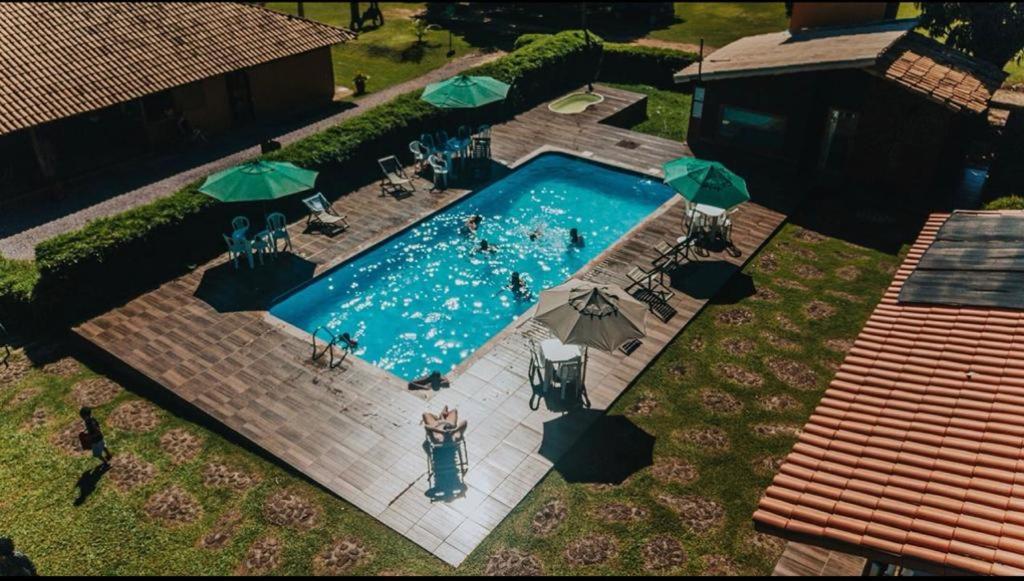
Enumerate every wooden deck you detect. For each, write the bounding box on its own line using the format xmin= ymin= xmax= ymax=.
xmin=772 ymin=542 xmax=868 ymax=576
xmin=75 ymin=86 xmax=793 ymax=567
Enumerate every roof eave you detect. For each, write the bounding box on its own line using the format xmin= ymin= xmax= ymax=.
xmin=674 ymin=58 xmax=878 ymax=83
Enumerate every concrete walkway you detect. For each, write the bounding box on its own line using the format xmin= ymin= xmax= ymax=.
xmin=0 ymin=50 xmax=504 ymax=260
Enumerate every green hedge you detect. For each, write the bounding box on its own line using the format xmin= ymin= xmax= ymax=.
xmin=600 ymin=43 xmax=697 ymax=88
xmin=984 ymin=195 xmax=1024 ymax=210
xmin=3 ymin=31 xmax=601 ymax=333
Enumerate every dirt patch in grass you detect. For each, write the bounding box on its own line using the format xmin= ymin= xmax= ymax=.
xmin=655 ymin=493 xmax=725 ymax=535
xmin=40 ymin=357 xmax=81 ymax=378
xmin=792 ymin=264 xmax=825 ymax=280
xmin=826 ymin=289 xmax=863 ymax=302
xmin=835 ymin=265 xmax=861 ymax=281
xmin=198 ymin=510 xmax=243 ymax=550
xmin=687 ymin=336 xmax=707 ymax=352
xmin=70 ymin=377 xmax=123 ymax=407
xmin=760 ymin=332 xmax=799 ymax=351
xmin=626 ymin=393 xmax=659 ymax=417
xmin=484 ymin=548 xmax=543 ymax=576
xmin=593 ymin=502 xmax=648 ymax=524
xmin=0 ymin=355 xmax=30 ymax=387
xmin=313 ymin=538 xmax=371 ymax=575
xmin=750 ymin=531 xmax=787 ymax=559
xmin=5 ymin=387 xmax=40 ymax=409
xmin=642 ymin=535 xmax=687 ymax=572
xmin=756 ymin=394 xmax=802 ymax=412
xmin=530 ymin=498 xmax=568 ymax=537
xmin=804 ymin=300 xmax=837 ymax=320
xmin=666 ymin=360 xmax=689 ymax=380
xmin=564 ymin=534 xmax=617 ymax=567
xmin=700 ymin=389 xmax=743 ymax=414
xmin=108 ymin=400 xmax=161 ymax=433
xmin=651 ymin=457 xmax=699 ymax=485
xmin=109 ymin=452 xmax=157 ymax=492
xmin=752 ymin=423 xmax=802 ymax=439
xmin=752 ymin=455 xmax=786 ymax=476
xmin=144 ymin=485 xmax=202 ymax=527
xmin=774 ymin=278 xmax=809 ymax=292
xmin=756 ymin=251 xmax=779 ymax=272
xmin=773 ymin=315 xmax=802 ymax=333
xmin=263 ymin=488 xmax=320 ymax=530
xmin=793 ymin=227 xmax=827 ymax=243
xmin=824 ymin=338 xmax=855 ymax=353
xmin=752 ymin=286 xmax=781 ymax=302
xmin=675 ymin=427 xmax=730 ymax=453
xmin=238 ymin=537 xmax=283 ymax=576
xmin=21 ymin=407 xmax=50 ymax=431
xmin=716 ymin=364 xmax=764 ymax=388
xmin=160 ymin=428 xmax=204 ymax=465
xmin=786 ymin=245 xmax=818 ymax=262
xmin=764 ymin=357 xmax=819 ymax=390
xmin=701 ymin=554 xmax=739 ymax=576
xmin=716 ymin=308 xmax=754 ymax=326
xmin=720 ymin=337 xmax=755 ymax=356
xmin=51 ymin=422 xmax=88 ymax=456
xmin=202 ymin=461 xmax=261 ymax=492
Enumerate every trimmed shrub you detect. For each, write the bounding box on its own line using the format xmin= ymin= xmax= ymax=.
xmin=600 ymin=43 xmax=697 ymax=88
xmin=984 ymin=195 xmax=1024 ymax=210
xmin=0 ymin=257 xmax=40 ymax=329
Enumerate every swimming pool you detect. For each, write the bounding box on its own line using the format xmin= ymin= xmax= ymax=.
xmin=270 ymin=153 xmax=675 ymax=380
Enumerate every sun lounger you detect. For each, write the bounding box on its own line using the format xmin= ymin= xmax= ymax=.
xmin=378 ymin=155 xmax=416 ymax=197
xmin=302 ymin=192 xmax=350 ymax=235
xmin=652 ymin=235 xmax=698 ymax=269
xmin=626 ymin=266 xmax=674 ymax=301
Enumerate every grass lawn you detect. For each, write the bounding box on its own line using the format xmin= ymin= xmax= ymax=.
xmin=1 ymin=222 xmax=903 ymax=575
xmin=647 ymin=2 xmax=789 ymax=48
xmin=605 ymin=83 xmax=692 ymax=142
xmin=266 ymin=2 xmax=481 ymax=99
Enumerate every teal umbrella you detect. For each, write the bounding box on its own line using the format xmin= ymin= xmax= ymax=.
xmin=420 ymin=74 xmax=510 ymax=109
xmin=662 ymin=158 xmax=750 ymax=210
xmin=199 ymin=161 xmax=318 ymax=203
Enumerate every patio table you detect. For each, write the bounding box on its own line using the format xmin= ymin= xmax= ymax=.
xmin=540 ymin=338 xmax=582 ymax=399
xmin=689 ymin=204 xmax=728 ymax=241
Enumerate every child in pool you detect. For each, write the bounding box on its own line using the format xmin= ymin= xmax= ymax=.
xmin=569 ymin=227 xmax=585 ymax=247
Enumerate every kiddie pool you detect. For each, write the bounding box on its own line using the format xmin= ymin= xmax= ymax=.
xmin=548 ymin=91 xmax=604 ymax=114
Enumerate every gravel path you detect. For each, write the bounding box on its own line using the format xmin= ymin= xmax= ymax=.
xmin=0 ymin=50 xmax=505 ymax=260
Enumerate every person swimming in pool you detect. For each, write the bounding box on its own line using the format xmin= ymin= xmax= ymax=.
xmin=569 ymin=227 xmax=585 ymax=248
xmin=527 ymin=224 xmax=545 ymax=241
xmin=509 ymin=271 xmax=532 ymax=299
xmin=476 ymin=239 xmax=497 ymax=253
xmin=464 ymin=214 xmax=482 ymax=235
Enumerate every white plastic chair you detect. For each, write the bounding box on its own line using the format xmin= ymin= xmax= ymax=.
xmin=409 ymin=140 xmax=429 ymax=171
xmin=420 ymin=133 xmax=437 ymax=154
xmin=265 ymin=212 xmax=291 ymax=252
xmin=476 ymin=124 xmax=491 ymax=139
xmin=223 ymin=234 xmax=254 ymax=269
xmin=250 ymin=230 xmax=273 ymax=264
xmin=428 ymin=154 xmax=449 ymax=190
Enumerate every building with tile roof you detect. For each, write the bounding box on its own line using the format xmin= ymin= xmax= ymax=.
xmin=674 ymin=2 xmax=1007 ymax=210
xmin=754 ymin=211 xmax=1024 ymax=575
xmin=0 ymin=2 xmax=354 ymax=203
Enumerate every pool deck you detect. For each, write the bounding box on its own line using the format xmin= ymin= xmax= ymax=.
xmin=75 ymin=85 xmax=793 ymax=567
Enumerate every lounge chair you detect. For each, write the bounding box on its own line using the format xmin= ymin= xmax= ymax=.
xmin=378 ymin=155 xmax=416 ymax=197
xmin=422 ymin=407 xmax=468 ymax=479
xmin=265 ymin=212 xmax=291 ymax=253
xmin=302 ymin=192 xmax=350 ymax=235
xmin=652 ymin=235 xmax=698 ymax=269
xmin=626 ymin=265 xmax=675 ymax=301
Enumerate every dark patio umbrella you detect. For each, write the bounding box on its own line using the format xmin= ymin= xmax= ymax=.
xmin=538 ymin=411 xmax=655 ymax=485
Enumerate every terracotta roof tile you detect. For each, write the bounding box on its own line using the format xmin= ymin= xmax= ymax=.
xmin=755 ymin=211 xmax=1024 ymax=575
xmin=0 ymin=2 xmax=354 ymax=136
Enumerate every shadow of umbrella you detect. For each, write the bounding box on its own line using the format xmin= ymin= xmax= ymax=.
xmin=538 ymin=411 xmax=655 ymax=485
xmin=193 ymin=253 xmax=317 ymax=313
xmin=666 ymin=260 xmax=742 ymax=301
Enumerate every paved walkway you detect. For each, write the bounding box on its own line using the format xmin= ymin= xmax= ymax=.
xmin=0 ymin=50 xmax=504 ymax=260
xmin=76 ymin=86 xmax=793 ymax=566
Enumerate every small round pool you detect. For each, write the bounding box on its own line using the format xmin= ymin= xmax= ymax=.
xmin=548 ymin=92 xmax=604 ymax=114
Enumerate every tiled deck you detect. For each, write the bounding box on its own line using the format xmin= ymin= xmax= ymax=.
xmin=75 ymin=86 xmax=792 ymax=566
xmin=772 ymin=542 xmax=867 ymax=576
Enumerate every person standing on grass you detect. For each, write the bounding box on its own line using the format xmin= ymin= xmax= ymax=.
xmin=80 ymin=407 xmax=112 ymax=467
xmin=0 ymin=537 xmax=38 ymax=576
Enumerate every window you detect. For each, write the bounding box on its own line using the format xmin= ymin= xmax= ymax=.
xmin=717 ymin=106 xmax=786 ymax=152
xmin=692 ymin=86 xmax=705 ymax=119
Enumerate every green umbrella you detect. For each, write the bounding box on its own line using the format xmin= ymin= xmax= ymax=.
xmin=420 ymin=74 xmax=510 ymax=109
xmin=662 ymin=158 xmax=750 ymax=210
xmin=199 ymin=161 xmax=318 ymax=203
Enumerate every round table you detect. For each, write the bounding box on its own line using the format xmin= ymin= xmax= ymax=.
xmin=540 ymin=339 xmax=582 ymax=400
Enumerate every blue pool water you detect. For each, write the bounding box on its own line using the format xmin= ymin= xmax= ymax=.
xmin=270 ymin=153 xmax=675 ymax=380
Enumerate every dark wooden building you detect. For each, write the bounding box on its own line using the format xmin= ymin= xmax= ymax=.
xmin=674 ymin=4 xmax=1006 ymax=209
xmin=0 ymin=2 xmax=355 ymax=206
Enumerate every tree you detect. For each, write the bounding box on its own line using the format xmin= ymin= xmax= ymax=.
xmin=916 ymin=2 xmax=1024 ymax=68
